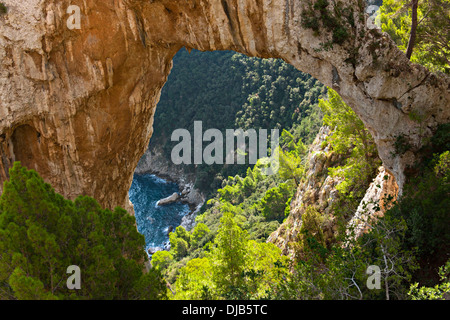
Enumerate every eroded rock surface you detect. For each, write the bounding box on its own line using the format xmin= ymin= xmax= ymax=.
xmin=268 ymin=127 xmax=342 ymax=255
xmin=347 ymin=166 xmax=398 ymax=239
xmin=267 ymin=128 xmax=399 ymax=256
xmin=1 ymin=0 xmax=449 ymax=213
xmin=156 ymin=192 xmax=179 ymax=206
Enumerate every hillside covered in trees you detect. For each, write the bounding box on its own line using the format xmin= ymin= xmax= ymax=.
xmin=151 ymin=89 xmax=449 ymax=300
xmin=150 ymin=49 xmax=326 ymax=193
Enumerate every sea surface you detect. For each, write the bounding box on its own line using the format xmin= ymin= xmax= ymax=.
xmin=129 ymin=173 xmax=190 ymax=254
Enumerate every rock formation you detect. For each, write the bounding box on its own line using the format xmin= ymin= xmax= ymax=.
xmin=268 ymin=126 xmax=342 ymax=255
xmin=1 ymin=0 xmax=449 ymax=213
xmin=347 ymin=166 xmax=398 ymax=239
xmin=135 ymin=145 xmax=205 ymax=209
xmin=156 ymin=192 xmax=179 ymax=206
xmin=267 ymin=127 xmax=399 ymax=256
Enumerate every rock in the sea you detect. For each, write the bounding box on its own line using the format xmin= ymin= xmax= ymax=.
xmin=148 ymin=247 xmax=164 ymax=255
xmin=156 ymin=193 xmax=179 ymax=206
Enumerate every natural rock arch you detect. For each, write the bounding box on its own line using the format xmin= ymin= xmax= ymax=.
xmin=0 ymin=0 xmax=449 ymax=211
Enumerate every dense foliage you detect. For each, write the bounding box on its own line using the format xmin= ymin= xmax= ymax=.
xmin=319 ymin=89 xmax=381 ymax=218
xmin=380 ymin=0 xmax=450 ymax=74
xmin=149 ymin=127 xmax=307 ymax=294
xmin=172 ymin=212 xmax=289 ymax=300
xmin=2 ymin=84 xmax=448 ymax=300
xmin=151 ymin=49 xmax=326 ymax=193
xmin=385 ymin=147 xmax=450 ymax=286
xmin=2 ymin=3 xmax=449 ymax=300
xmin=0 ymin=163 xmax=167 ymax=300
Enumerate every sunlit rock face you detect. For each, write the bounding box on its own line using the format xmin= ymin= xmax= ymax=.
xmin=347 ymin=166 xmax=399 ymax=240
xmin=0 ymin=0 xmax=449 ymax=213
xmin=267 ymin=127 xmax=400 ymax=256
xmin=267 ymin=126 xmax=343 ymax=256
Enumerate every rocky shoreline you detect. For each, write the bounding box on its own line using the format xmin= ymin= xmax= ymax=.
xmin=135 ymin=145 xmax=206 ymax=232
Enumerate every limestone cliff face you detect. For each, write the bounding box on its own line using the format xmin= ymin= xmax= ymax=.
xmin=347 ymin=166 xmax=398 ymax=239
xmin=268 ymin=126 xmax=342 ymax=255
xmin=267 ymin=127 xmax=398 ymax=256
xmin=0 ymin=0 xmax=449 ymax=212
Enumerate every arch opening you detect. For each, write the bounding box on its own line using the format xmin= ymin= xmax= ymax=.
xmin=0 ymin=0 xmax=448 ymax=212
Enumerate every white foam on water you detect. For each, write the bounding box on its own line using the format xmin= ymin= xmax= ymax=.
xmin=150 ymin=174 xmax=168 ymax=184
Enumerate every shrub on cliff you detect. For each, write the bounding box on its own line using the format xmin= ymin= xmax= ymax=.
xmin=0 ymin=162 xmax=167 ymax=300
xmin=0 ymin=3 xmax=7 ymax=15
xmin=384 ymin=150 xmax=450 ymax=285
xmin=173 ymin=212 xmax=289 ymax=300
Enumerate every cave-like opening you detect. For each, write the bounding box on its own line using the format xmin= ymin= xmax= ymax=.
xmin=129 ymin=48 xmax=327 ymax=255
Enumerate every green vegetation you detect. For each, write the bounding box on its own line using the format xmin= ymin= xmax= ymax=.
xmin=269 ymin=105 xmax=449 ymax=300
xmin=0 ymin=162 xmax=167 ymax=300
xmin=385 ymin=150 xmax=450 ymax=285
xmin=156 ymin=87 xmax=449 ymax=300
xmin=278 ymin=129 xmax=308 ymax=186
xmin=257 ymin=182 xmax=292 ymax=221
xmin=273 ymin=206 xmax=418 ymax=300
xmin=319 ymin=89 xmax=381 ymax=217
xmin=154 ymin=128 xmax=305 ymax=291
xmin=2 ymin=4 xmax=449 ymax=300
xmin=172 ymin=212 xmax=289 ymax=300
xmin=301 ymin=0 xmax=355 ymax=48
xmin=152 ymin=49 xmax=326 ymax=194
xmin=380 ymin=0 xmax=450 ymax=74
xmin=393 ymin=133 xmax=413 ymax=155
xmin=272 ymin=151 xmax=449 ymax=300
xmin=2 ymin=83 xmax=448 ymax=300
xmin=409 ymin=260 xmax=450 ymax=299
xmin=0 ymin=3 xmax=7 ymax=15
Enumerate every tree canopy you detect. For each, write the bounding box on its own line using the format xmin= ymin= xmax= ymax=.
xmin=0 ymin=162 xmax=167 ymax=300
xmin=380 ymin=0 xmax=450 ymax=74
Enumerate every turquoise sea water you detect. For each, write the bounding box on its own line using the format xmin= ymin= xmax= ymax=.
xmin=129 ymin=174 xmax=190 ymax=253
